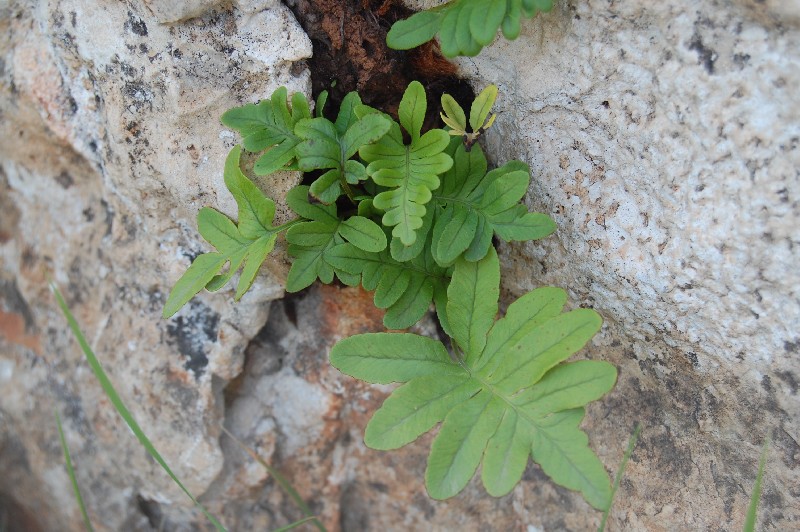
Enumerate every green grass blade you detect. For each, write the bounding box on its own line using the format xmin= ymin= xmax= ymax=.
xmin=599 ymin=423 xmax=642 ymax=532
xmin=51 ymin=283 xmax=226 ymax=532
xmin=272 ymin=516 xmax=320 ymax=532
xmin=744 ymin=439 xmax=769 ymax=532
xmin=56 ymin=411 xmax=95 ymax=532
xmin=221 ymin=426 xmax=326 ymax=532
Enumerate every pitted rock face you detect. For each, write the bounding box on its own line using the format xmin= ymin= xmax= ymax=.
xmin=450 ymin=1 xmax=800 ymax=371
xmin=144 ymin=0 xmax=228 ymax=24
xmin=0 ymin=0 xmax=310 ymax=529
xmin=427 ymin=0 xmax=798 ymax=529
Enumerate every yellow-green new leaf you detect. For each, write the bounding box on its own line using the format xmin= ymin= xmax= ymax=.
xmin=470 ymin=85 xmax=499 ymax=131
xmin=441 ymin=94 xmax=467 ymax=133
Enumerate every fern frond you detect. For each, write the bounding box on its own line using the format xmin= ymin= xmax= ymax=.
xmin=325 ymin=241 xmax=449 ymax=329
xmin=221 ymin=87 xmax=311 ymax=175
xmin=285 ymin=186 xmax=387 ymax=292
xmin=163 ymin=146 xmax=284 ymax=317
xmin=331 ymin=249 xmax=615 ymax=506
xmin=295 ymin=92 xmax=391 ymax=203
xmin=390 ymin=139 xmax=556 ymax=266
xmin=359 ymin=82 xmax=453 ymax=247
xmin=386 ymin=0 xmax=554 ymax=57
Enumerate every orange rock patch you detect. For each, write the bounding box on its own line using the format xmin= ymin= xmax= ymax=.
xmin=0 ymin=310 xmax=41 ymax=353
xmin=319 ymin=284 xmax=385 ymax=338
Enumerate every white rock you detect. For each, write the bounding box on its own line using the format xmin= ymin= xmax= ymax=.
xmin=0 ymin=0 xmax=310 ymax=528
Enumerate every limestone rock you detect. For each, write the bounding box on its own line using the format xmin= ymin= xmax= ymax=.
xmin=0 ymin=0 xmax=310 ymax=529
xmin=420 ymin=0 xmax=798 ymax=528
xmin=143 ymin=0 xmax=225 ymax=24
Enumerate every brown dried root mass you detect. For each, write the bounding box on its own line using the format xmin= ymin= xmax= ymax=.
xmin=285 ymin=0 xmax=473 ymax=127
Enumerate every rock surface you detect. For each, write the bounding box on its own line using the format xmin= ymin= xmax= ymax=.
xmin=1 ymin=0 xmax=798 ymax=531
xmin=0 ymin=0 xmax=310 ymax=529
xmin=441 ymin=0 xmax=800 ymax=529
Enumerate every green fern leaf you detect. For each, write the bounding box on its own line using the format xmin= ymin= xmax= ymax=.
xmin=427 ymin=141 xmax=556 ymax=265
xmin=389 ymin=205 xmax=435 ymax=262
xmin=325 ymin=241 xmax=449 ymax=329
xmin=338 ymin=216 xmax=388 ymax=253
xmin=221 ymin=87 xmax=311 ymax=175
xmin=359 ymin=82 xmax=453 ymax=247
xmin=285 ymin=187 xmax=387 ymax=292
xmin=446 ymin=247 xmax=499 ymax=355
xmin=470 ymin=0 xmax=507 ymax=46
xmin=330 ymin=249 xmax=615 ymax=505
xmin=440 ymin=94 xmax=467 ymax=134
xmin=387 ymin=0 xmax=554 ymax=58
xmin=296 ymin=92 xmax=391 ymax=203
xmin=386 ymin=10 xmax=444 ymax=50
xmin=163 ymin=146 xmax=282 ymax=317
xmin=522 ymin=0 xmax=554 ymax=17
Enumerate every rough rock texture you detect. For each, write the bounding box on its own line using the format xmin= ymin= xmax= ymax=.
xmin=0 ymin=0 xmax=310 ymax=529
xmin=2 ymin=0 xmax=799 ymax=531
xmin=437 ymin=0 xmax=799 ymax=529
xmin=199 ymin=284 xmax=597 ymax=532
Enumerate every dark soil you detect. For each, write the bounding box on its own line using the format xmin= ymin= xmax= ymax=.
xmin=284 ymin=0 xmax=474 ymax=128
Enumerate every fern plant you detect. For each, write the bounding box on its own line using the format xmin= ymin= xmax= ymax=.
xmin=440 ymin=84 xmax=498 ymax=151
xmin=331 ymin=249 xmax=616 ymax=505
xmin=284 ymin=185 xmax=387 ymax=291
xmin=386 ymin=0 xmax=554 ymax=57
xmin=163 ymin=81 xmax=616 ymax=507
